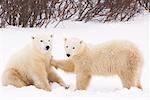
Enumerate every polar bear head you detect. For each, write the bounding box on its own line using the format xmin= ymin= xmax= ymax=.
xmin=64 ymin=37 xmax=84 ymax=58
xmin=32 ymin=33 xmax=53 ymax=54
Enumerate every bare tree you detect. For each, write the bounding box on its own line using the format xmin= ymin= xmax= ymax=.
xmin=138 ymin=0 xmax=150 ymax=12
xmin=0 ymin=0 xmax=149 ymax=28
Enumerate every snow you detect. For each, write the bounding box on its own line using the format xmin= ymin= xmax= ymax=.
xmin=0 ymin=13 xmax=150 ymax=100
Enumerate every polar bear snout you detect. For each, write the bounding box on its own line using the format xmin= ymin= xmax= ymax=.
xmin=66 ymin=53 xmax=70 ymax=57
xmin=45 ymin=45 xmax=50 ymax=50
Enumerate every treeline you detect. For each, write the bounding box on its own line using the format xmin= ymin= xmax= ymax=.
xmin=0 ymin=0 xmax=149 ymax=28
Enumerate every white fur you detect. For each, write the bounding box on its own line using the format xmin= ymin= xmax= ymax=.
xmin=2 ymin=33 xmax=68 ymax=91
xmin=64 ymin=37 xmax=143 ymax=90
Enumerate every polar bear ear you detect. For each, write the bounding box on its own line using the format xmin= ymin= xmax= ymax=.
xmin=50 ymin=34 xmax=53 ymax=38
xmin=80 ymin=40 xmax=83 ymax=44
xmin=64 ymin=38 xmax=67 ymax=41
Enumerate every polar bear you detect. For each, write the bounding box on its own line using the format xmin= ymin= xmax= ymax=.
xmin=2 ymin=33 xmax=68 ymax=91
xmin=51 ymin=37 xmax=143 ymax=90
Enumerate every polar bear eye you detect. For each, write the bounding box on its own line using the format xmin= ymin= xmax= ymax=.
xmin=72 ymin=47 xmax=75 ymax=49
xmin=66 ymin=46 xmax=68 ymax=48
xmin=40 ymin=40 xmax=43 ymax=42
xmin=48 ymin=40 xmax=50 ymax=42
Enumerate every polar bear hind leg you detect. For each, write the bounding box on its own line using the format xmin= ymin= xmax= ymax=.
xmin=2 ymin=68 xmax=27 ymax=87
xmin=119 ymin=70 xmax=137 ymax=89
xmin=118 ymin=45 xmax=143 ymax=89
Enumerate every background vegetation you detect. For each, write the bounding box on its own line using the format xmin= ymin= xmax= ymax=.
xmin=0 ymin=0 xmax=149 ymax=28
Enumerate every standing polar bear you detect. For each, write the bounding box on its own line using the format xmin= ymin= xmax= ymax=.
xmin=51 ymin=37 xmax=143 ymax=90
xmin=2 ymin=33 xmax=68 ymax=91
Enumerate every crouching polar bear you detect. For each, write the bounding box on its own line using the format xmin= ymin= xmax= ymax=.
xmin=51 ymin=38 xmax=143 ymax=90
xmin=2 ymin=33 xmax=68 ymax=91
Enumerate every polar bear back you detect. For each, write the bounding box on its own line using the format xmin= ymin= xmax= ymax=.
xmin=86 ymin=40 xmax=143 ymax=75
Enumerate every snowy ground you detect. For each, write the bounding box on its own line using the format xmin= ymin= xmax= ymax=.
xmin=0 ymin=13 xmax=149 ymax=100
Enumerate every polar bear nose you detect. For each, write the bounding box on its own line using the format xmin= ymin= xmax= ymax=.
xmin=46 ymin=46 xmax=50 ymax=50
xmin=66 ymin=54 xmax=70 ymax=57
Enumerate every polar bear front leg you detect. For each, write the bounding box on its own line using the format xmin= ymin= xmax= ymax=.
xmin=33 ymin=76 xmax=51 ymax=91
xmin=47 ymin=67 xmax=69 ymax=89
xmin=31 ymin=63 xmax=51 ymax=91
xmin=51 ymin=58 xmax=75 ymax=72
xmin=76 ymin=72 xmax=91 ymax=90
